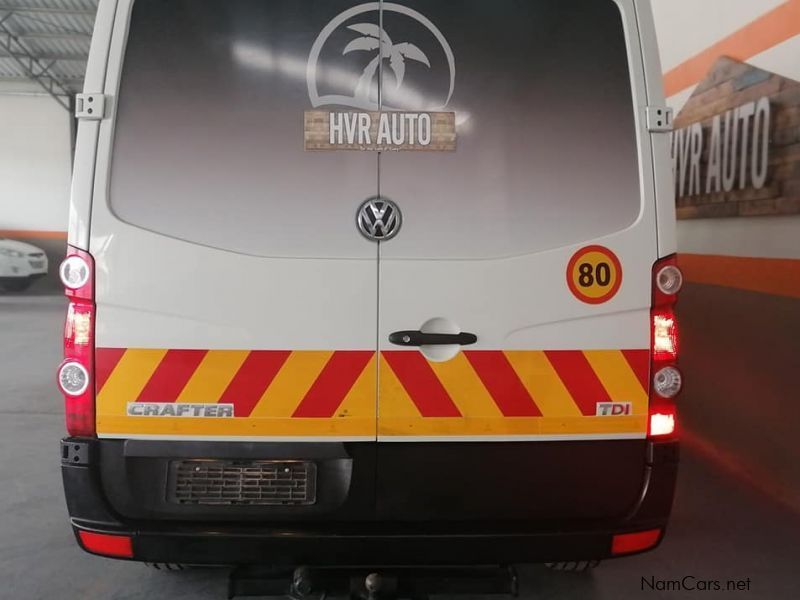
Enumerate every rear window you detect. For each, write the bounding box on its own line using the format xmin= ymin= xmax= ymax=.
xmin=109 ymin=0 xmax=641 ymax=259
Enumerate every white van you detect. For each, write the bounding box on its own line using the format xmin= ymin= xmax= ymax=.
xmin=59 ymin=0 xmax=682 ymax=570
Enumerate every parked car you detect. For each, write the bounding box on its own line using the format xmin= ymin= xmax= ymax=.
xmin=0 ymin=238 xmax=48 ymax=292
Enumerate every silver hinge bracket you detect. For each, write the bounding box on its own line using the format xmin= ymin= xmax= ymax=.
xmin=646 ymin=106 xmax=673 ymax=132
xmin=75 ymin=93 xmax=106 ymax=120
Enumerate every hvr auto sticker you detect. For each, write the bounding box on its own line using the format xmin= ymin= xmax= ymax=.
xmin=304 ymin=3 xmax=456 ymax=151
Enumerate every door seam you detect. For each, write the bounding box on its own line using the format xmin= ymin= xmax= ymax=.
xmin=375 ymin=0 xmax=384 ymax=444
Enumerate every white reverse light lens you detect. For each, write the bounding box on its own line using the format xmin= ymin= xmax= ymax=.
xmin=649 ymin=412 xmax=676 ymax=437
xmin=59 ymin=255 xmax=90 ymax=290
xmin=58 ymin=361 xmax=89 ymax=396
xmin=653 ymin=366 xmax=682 ymax=398
xmin=656 ymin=265 xmax=683 ymax=295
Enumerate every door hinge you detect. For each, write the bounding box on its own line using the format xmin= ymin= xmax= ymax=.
xmin=75 ymin=93 xmax=106 ymax=120
xmin=646 ymin=105 xmax=673 ymax=132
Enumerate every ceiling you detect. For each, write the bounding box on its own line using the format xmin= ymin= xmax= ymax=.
xmin=0 ymin=1 xmax=97 ymax=110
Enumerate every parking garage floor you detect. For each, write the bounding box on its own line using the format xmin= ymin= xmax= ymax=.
xmin=2 ymin=294 xmax=798 ymax=600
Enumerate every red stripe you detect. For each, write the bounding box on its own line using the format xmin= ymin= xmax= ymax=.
xmin=464 ymin=351 xmax=542 ymax=416
xmin=544 ymin=350 xmax=609 ymax=415
xmin=382 ymin=351 xmax=461 ymax=417
xmin=292 ymin=351 xmax=374 ymax=418
xmin=621 ymin=349 xmax=650 ymax=393
xmin=136 ymin=349 xmax=207 ymax=402
xmin=218 ymin=350 xmax=290 ymax=417
xmin=94 ymin=347 xmax=126 ymax=393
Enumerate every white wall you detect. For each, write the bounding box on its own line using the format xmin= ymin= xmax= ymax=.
xmin=651 ymin=0 xmax=800 ymax=259
xmin=652 ymin=0 xmax=784 ymax=72
xmin=652 ymin=0 xmax=800 ymax=112
xmin=0 ymin=93 xmax=72 ymax=232
xmin=677 ymin=215 xmax=800 ymax=259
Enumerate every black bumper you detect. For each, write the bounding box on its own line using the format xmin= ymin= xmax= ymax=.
xmin=73 ymin=522 xmax=669 ymax=566
xmin=62 ymin=438 xmax=678 ymax=565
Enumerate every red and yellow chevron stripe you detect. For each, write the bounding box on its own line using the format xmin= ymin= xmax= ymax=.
xmin=95 ymin=348 xmax=649 ymax=439
xmin=379 ymin=350 xmax=648 ymax=438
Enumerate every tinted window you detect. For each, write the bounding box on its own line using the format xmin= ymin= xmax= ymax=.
xmin=110 ymin=0 xmax=640 ymax=259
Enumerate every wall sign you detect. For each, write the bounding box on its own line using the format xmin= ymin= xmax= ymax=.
xmin=672 ymin=57 xmax=800 ymax=219
xmin=673 ymin=97 xmax=770 ymax=198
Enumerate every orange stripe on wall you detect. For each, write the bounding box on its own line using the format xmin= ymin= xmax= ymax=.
xmin=680 ymin=254 xmax=800 ymax=299
xmin=0 ymin=229 xmax=67 ymax=240
xmin=663 ymin=0 xmax=800 ymax=98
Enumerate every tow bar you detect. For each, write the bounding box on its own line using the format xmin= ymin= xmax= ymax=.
xmin=228 ymin=565 xmax=519 ymax=600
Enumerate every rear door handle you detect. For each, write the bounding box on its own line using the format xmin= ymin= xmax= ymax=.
xmin=388 ymin=330 xmax=478 ymax=347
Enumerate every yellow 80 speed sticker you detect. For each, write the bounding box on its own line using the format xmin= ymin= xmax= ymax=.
xmin=566 ymin=245 xmax=623 ymax=304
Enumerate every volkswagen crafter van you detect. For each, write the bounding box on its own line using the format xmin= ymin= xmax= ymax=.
xmin=59 ymin=0 xmax=683 ymax=568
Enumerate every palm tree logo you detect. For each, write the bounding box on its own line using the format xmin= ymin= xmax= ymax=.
xmin=343 ymin=23 xmax=430 ymax=102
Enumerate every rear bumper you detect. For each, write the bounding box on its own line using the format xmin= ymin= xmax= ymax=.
xmin=62 ymin=438 xmax=678 ymax=565
xmin=71 ymin=520 xmax=669 ymax=566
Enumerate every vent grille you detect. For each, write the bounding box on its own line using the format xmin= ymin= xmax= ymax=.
xmin=169 ymin=460 xmax=316 ymax=506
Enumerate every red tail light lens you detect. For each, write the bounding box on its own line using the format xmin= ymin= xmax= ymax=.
xmin=77 ymin=530 xmax=134 ymax=558
xmin=58 ymin=247 xmax=96 ymax=437
xmin=611 ymin=528 xmax=662 ymax=555
xmin=652 ymin=308 xmax=678 ymax=361
xmin=649 ymin=255 xmax=681 ymax=439
xmin=65 ymin=301 xmax=93 ymax=349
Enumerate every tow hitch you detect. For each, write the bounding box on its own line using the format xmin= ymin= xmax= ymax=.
xmin=228 ymin=565 xmax=519 ymax=600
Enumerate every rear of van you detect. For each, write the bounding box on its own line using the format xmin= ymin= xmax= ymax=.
xmin=60 ymin=0 xmax=681 ymax=566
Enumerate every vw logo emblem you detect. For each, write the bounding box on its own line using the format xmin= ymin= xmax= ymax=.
xmin=356 ymin=197 xmax=402 ymax=241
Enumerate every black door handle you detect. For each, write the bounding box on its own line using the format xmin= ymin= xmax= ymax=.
xmin=389 ymin=330 xmax=478 ymax=347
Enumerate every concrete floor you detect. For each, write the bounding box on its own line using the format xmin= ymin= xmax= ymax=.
xmin=2 ymin=294 xmax=799 ymax=599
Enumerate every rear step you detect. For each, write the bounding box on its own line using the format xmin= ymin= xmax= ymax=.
xmin=228 ymin=565 xmax=519 ymax=600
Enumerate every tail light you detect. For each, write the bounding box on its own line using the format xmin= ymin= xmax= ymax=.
xmin=649 ymin=255 xmax=682 ymax=439
xmin=652 ymin=309 xmax=678 ymax=361
xmin=58 ymin=247 xmax=96 ymax=437
xmin=77 ymin=530 xmax=134 ymax=558
xmin=649 ymin=406 xmax=677 ymax=437
xmin=611 ymin=528 xmax=662 ymax=555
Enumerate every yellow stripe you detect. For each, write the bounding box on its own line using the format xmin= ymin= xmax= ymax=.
xmin=379 ymin=416 xmax=646 ymax=437
xmin=335 ymin=354 xmax=377 ymax=421
xmin=176 ymin=350 xmax=249 ymax=403
xmin=96 ymin=349 xmax=167 ymax=416
xmin=98 ymin=416 xmax=375 ymax=437
xmin=504 ymin=351 xmax=582 ymax=417
xmin=378 ymin=357 xmax=421 ymax=420
xmin=98 ymin=414 xmax=645 ymax=438
xmin=428 ymin=353 xmax=502 ymax=417
xmin=583 ymin=350 xmax=648 ymax=415
xmin=249 ymin=351 xmax=332 ymax=418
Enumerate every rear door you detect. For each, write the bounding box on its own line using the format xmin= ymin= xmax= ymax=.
xmin=374 ymin=0 xmax=656 ymax=515
xmin=91 ymin=0 xmax=383 ymax=441
xmin=377 ymin=0 xmax=653 ymax=440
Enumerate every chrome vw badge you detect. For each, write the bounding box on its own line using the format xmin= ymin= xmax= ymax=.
xmin=356 ymin=197 xmax=402 ymax=241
